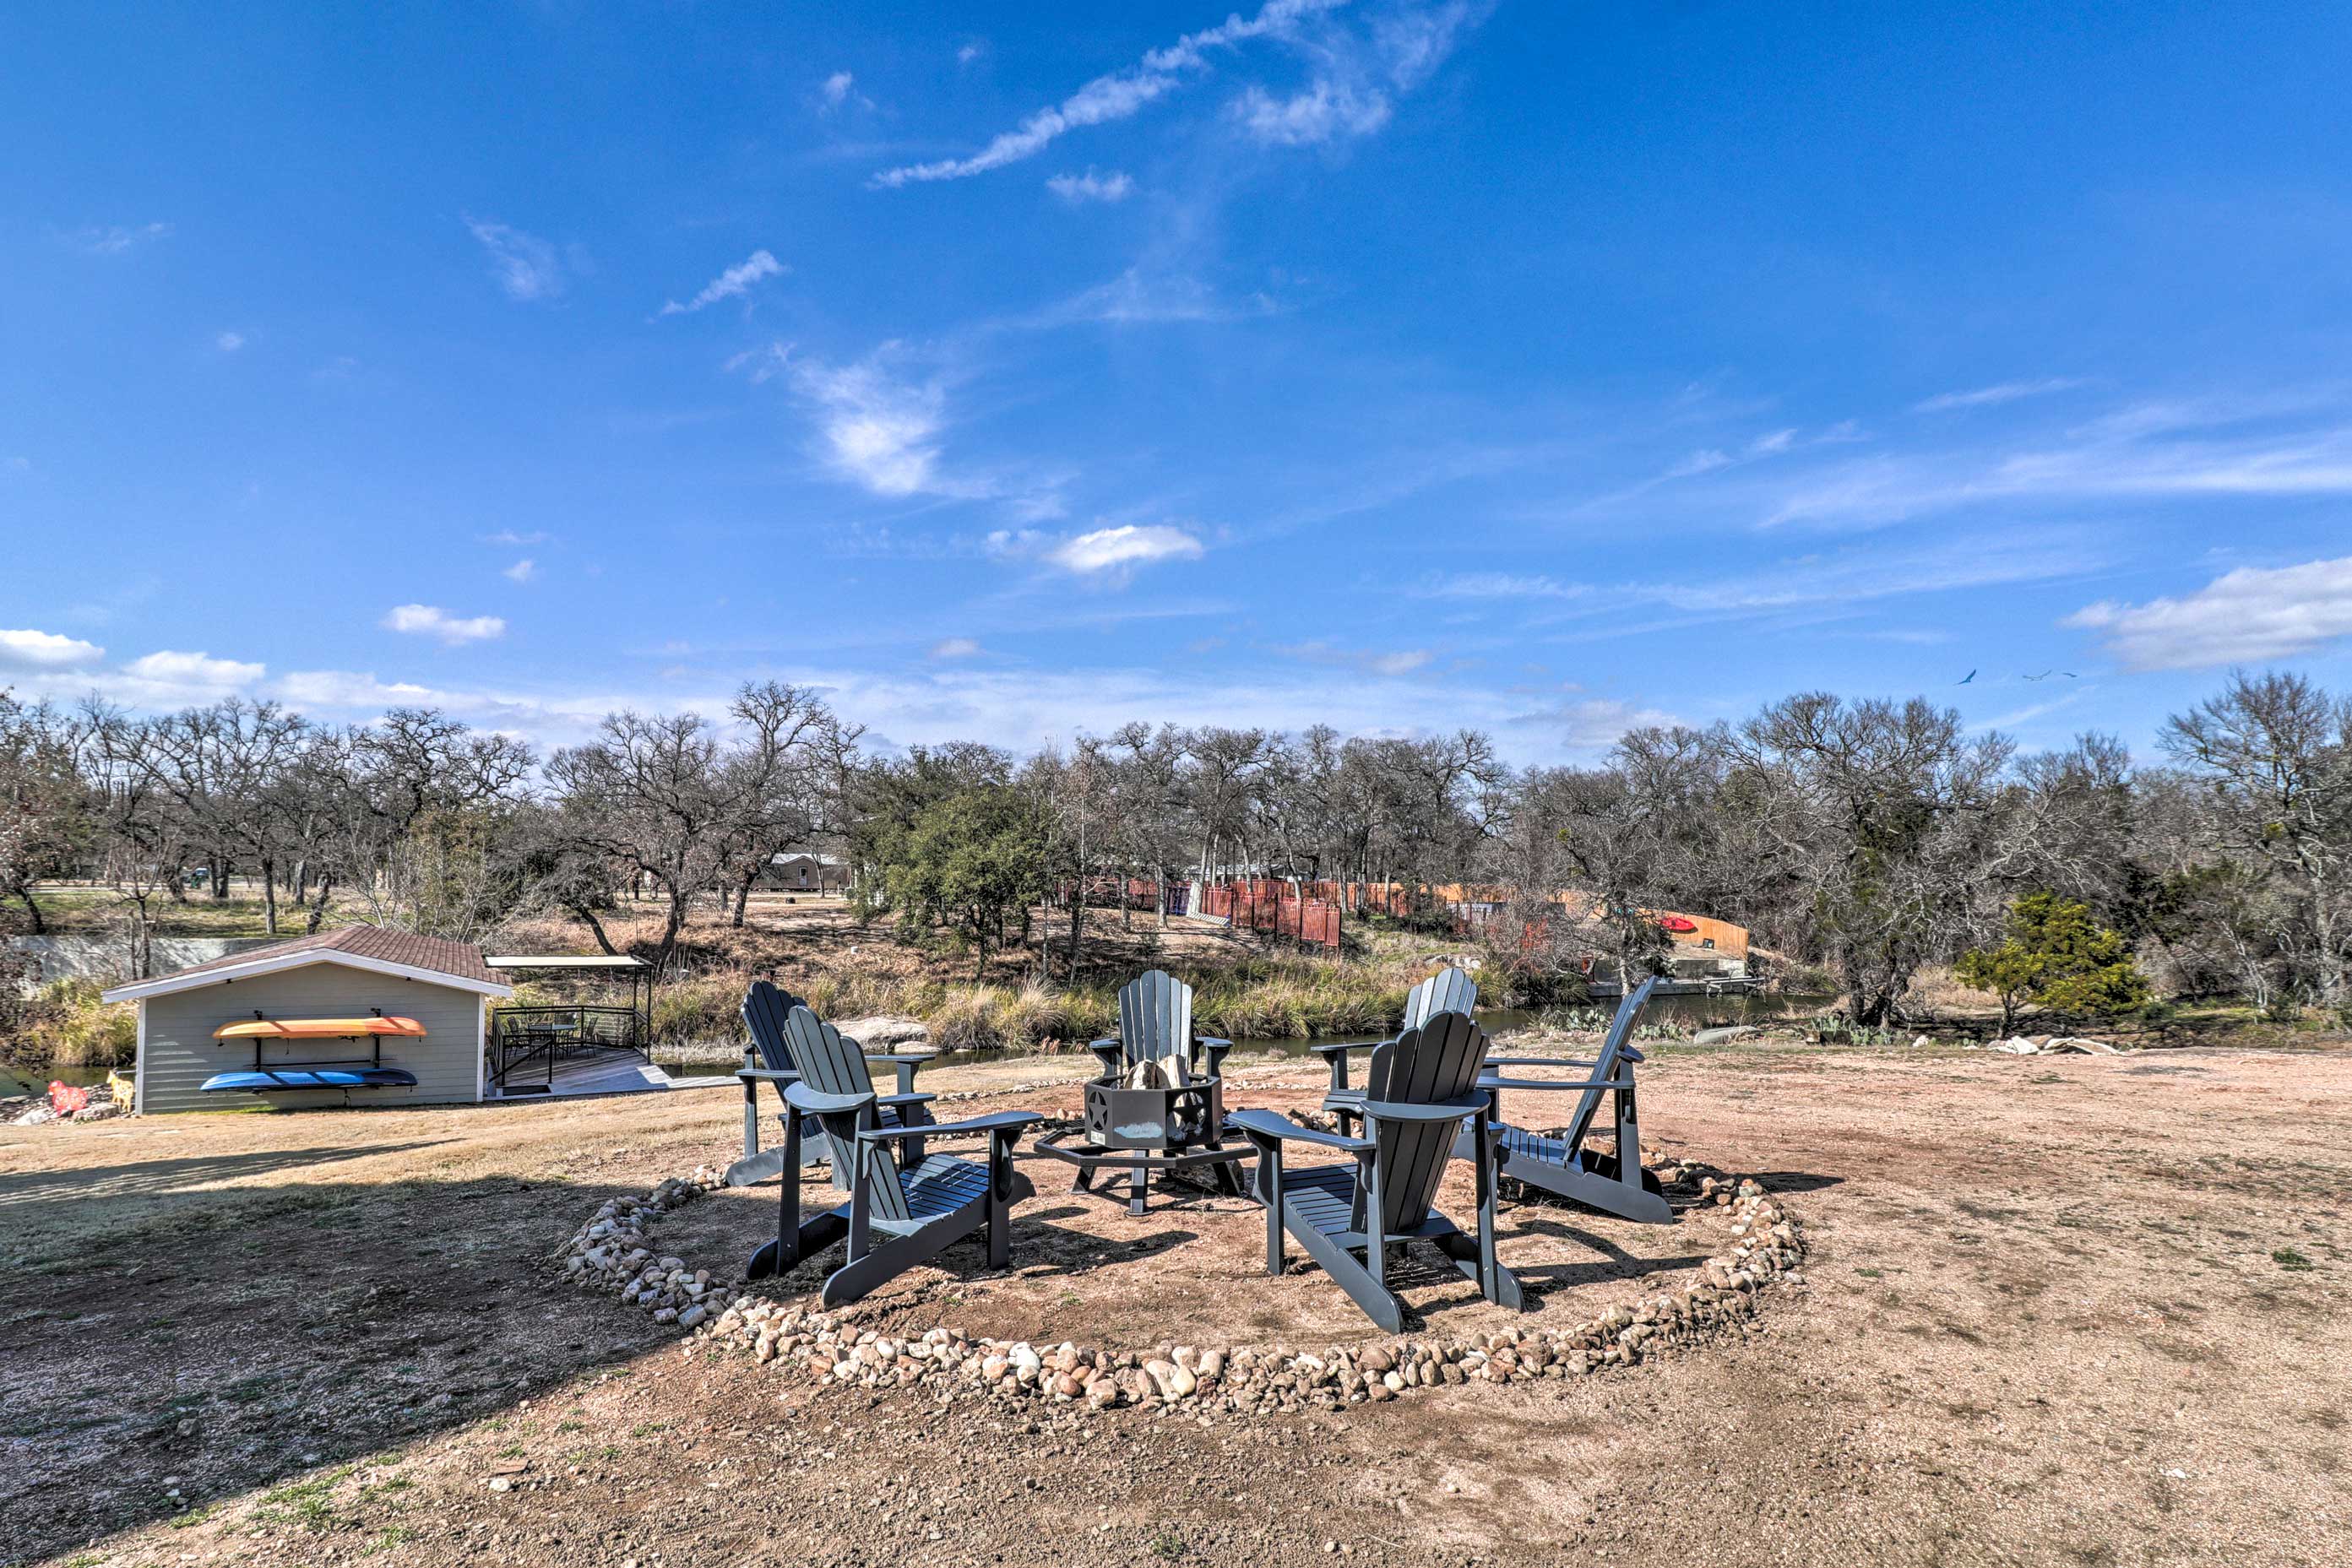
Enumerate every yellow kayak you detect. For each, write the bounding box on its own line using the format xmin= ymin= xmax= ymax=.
xmin=212 ymin=1017 xmax=427 ymax=1040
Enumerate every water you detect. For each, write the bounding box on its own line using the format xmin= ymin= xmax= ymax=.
xmin=1 ymin=1061 xmax=117 ymax=1099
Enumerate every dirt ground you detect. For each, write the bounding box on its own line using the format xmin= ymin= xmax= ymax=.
xmin=3 ymin=1040 xmax=2348 ymax=1567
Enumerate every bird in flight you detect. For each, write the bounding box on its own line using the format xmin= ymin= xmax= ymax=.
xmin=1958 ymin=669 xmax=1977 ymax=685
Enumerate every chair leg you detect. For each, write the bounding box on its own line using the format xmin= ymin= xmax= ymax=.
xmin=986 ymin=1128 xmax=1013 ymax=1270
xmin=1474 ymin=1107 xmax=1500 ymax=1299
xmin=1256 ymin=1142 xmax=1285 ymax=1275
xmin=1128 ymin=1158 xmax=1149 ymax=1218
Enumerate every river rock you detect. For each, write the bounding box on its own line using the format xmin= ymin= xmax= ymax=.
xmin=834 ymin=1016 xmax=931 ymax=1049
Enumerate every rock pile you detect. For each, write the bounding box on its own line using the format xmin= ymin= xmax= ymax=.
xmin=556 ymin=1156 xmax=1805 ymax=1423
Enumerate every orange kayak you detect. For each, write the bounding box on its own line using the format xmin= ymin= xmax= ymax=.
xmin=213 ymin=1017 xmax=428 ymax=1040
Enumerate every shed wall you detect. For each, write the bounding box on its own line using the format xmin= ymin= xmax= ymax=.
xmin=139 ymin=964 xmax=485 ymax=1114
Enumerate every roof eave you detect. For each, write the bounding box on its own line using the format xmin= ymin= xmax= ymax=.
xmin=101 ymin=949 xmax=516 ymax=1005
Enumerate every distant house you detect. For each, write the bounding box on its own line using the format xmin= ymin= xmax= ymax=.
xmin=100 ymin=925 xmax=513 ymax=1115
xmin=764 ymin=850 xmax=849 ymax=893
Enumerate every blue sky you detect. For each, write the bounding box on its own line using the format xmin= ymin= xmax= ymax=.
xmin=7 ymin=1 xmax=2352 ymax=761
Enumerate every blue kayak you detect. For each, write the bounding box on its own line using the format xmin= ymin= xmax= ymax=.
xmin=199 ymin=1067 xmax=420 ymax=1093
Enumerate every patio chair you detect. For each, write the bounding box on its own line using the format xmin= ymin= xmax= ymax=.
xmin=1459 ymin=975 xmax=1671 ymax=1224
xmin=726 ymin=980 xmax=936 ymax=1188
xmin=1074 ymin=970 xmax=1241 ymax=1212
xmin=1314 ymin=966 xmax=1478 ymax=1134
xmin=1231 ymin=1011 xmax=1522 ymax=1332
xmin=745 ymin=1005 xmax=1041 ymax=1307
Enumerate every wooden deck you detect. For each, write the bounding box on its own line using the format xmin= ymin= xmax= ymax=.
xmin=489 ymin=1054 xmax=734 ymax=1102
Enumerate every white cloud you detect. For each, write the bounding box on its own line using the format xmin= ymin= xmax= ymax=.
xmin=383 ymin=604 xmax=508 ymax=644
xmin=1046 ymin=524 xmax=1204 ymax=575
xmin=957 ymin=42 xmax=988 ymax=67
xmin=1502 ymin=695 xmax=1679 ymax=750
xmin=464 ymin=217 xmax=565 ymax=302
xmin=1431 ymin=573 xmax=1586 ymax=601
xmin=659 ymin=249 xmax=785 ymax=317
xmin=0 ymin=628 xmax=105 ymax=669
xmin=790 ymin=352 xmax=953 ymax=498
xmin=276 ymin=670 xmax=447 ymax=709
xmin=215 ymin=330 xmax=246 ymax=352
xmin=1914 ymin=377 xmax=2089 ymax=414
xmin=872 ymin=0 xmax=1353 ymax=187
xmin=930 ymin=638 xmax=984 ymax=659
xmin=1233 ymin=0 xmax=1482 ymax=147
xmin=819 ymin=71 xmax=873 ymax=113
xmin=2064 ymin=556 xmax=2352 ymax=671
xmin=502 ymin=558 xmax=536 ymax=583
xmin=482 ymin=529 xmax=550 ymax=545
xmin=119 ymin=650 xmax=265 ymax=698
xmin=68 ymin=221 xmax=171 ymax=256
xmin=1046 ymin=168 xmax=1136 ymax=203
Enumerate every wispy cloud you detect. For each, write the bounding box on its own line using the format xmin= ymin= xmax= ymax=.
xmin=383 ymin=604 xmax=508 ymax=644
xmin=66 ymin=221 xmax=171 ymax=257
xmin=658 ymin=248 xmax=785 ymax=317
xmin=465 ymin=217 xmax=565 ymax=302
xmin=502 ymin=558 xmax=537 ymax=583
xmin=2065 ymin=555 xmax=2352 ymax=671
xmin=1913 ymin=377 xmax=2089 ymax=414
xmin=818 ymin=71 xmax=872 ymax=113
xmin=872 ymin=0 xmax=1352 ymax=187
xmin=1232 ymin=0 xmax=1486 ymax=146
xmin=1272 ymin=638 xmax=1434 ymax=676
xmin=1045 ymin=524 xmax=1205 ymax=576
xmin=1764 ymin=399 xmax=2352 ymax=529
xmin=1046 ymin=168 xmax=1136 ymax=203
xmin=790 ymin=350 xmax=957 ymax=498
xmin=929 ymin=638 xmax=984 ymax=659
xmin=482 ymin=529 xmax=551 ymax=546
xmin=1431 ymin=572 xmax=1586 ymax=601
xmin=215 ymin=330 xmax=246 ymax=352
xmin=0 ymin=628 xmax=106 ymax=670
xmin=116 ymin=651 xmax=265 ymax=703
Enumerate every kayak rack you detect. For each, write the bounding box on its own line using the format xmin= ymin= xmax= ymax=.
xmin=199 ymin=1010 xmax=425 ymax=1099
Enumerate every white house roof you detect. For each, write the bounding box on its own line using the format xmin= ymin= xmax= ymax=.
xmin=482 ymin=955 xmax=649 ymax=970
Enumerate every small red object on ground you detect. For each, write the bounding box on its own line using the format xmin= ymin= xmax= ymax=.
xmin=49 ymin=1082 xmax=91 ymax=1116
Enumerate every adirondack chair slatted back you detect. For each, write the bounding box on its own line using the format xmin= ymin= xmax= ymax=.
xmin=1560 ymin=977 xmax=1658 ymax=1148
xmin=784 ymin=1005 xmax=910 ymax=1222
xmin=1361 ymin=1012 xmax=1488 ymax=1234
xmin=1400 ymin=967 xmax=1478 ymax=1032
xmin=742 ymin=980 xmax=808 ymax=1074
xmin=1116 ymin=970 xmax=1194 ymax=1072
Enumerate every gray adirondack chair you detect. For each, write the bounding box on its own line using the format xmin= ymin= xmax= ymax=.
xmin=1315 ymin=966 xmax=1479 ymax=1134
xmin=1459 ymin=974 xmax=1671 ymax=1224
xmin=1079 ymin=970 xmax=1239 ymax=1211
xmin=1231 ymin=1012 xmax=1522 ymax=1332
xmin=745 ymin=1005 xmax=1042 ymax=1307
xmin=726 ymin=980 xmax=936 ymax=1188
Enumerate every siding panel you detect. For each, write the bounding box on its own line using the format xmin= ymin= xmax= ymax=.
xmin=140 ymin=964 xmax=485 ymax=1115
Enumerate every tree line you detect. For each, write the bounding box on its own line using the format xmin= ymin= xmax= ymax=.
xmin=3 ymin=669 xmax=2346 ymax=1023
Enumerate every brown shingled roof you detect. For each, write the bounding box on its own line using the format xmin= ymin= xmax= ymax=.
xmin=152 ymin=924 xmax=500 ymax=988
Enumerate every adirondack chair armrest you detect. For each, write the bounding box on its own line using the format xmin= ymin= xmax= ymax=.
xmin=783 ymin=1082 xmax=876 ymax=1116
xmin=1477 ymin=1074 xmax=1627 ymax=1093
xmin=859 ymin=1110 xmax=1042 ymax=1142
xmin=735 ymin=1067 xmax=803 ymax=1084
xmin=862 ymin=1052 xmax=935 ymax=1066
xmin=1086 ymin=1039 xmax=1124 ymax=1078
xmin=876 ymin=1091 xmax=937 ymax=1109
xmin=1198 ymin=1037 xmax=1233 ymax=1077
xmin=1481 ymin=1054 xmax=1599 ymax=1069
xmin=1227 ymin=1109 xmax=1375 ymax=1153
xmin=1307 ymin=1036 xmax=1391 ymax=1096
xmin=1357 ymin=1093 xmax=1488 ymax=1126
